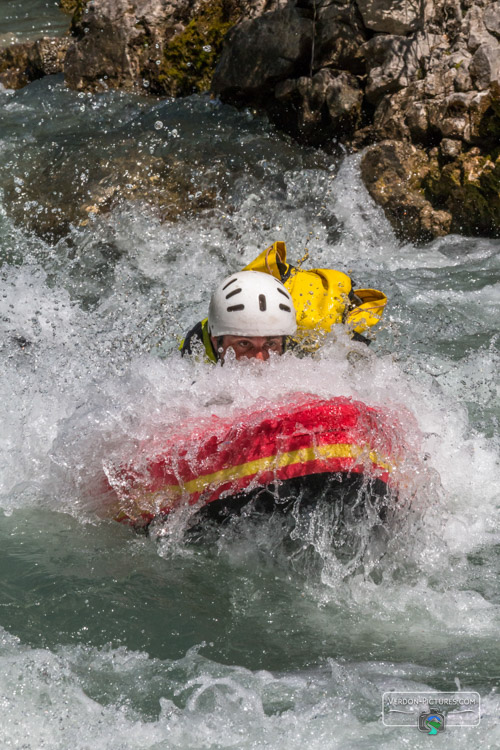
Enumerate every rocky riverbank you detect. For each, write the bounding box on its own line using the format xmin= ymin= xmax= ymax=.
xmin=212 ymin=0 xmax=500 ymax=241
xmin=1 ymin=0 xmax=498 ymax=242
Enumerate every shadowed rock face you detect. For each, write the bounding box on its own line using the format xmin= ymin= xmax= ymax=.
xmin=270 ymin=69 xmax=363 ymax=146
xmin=1 ymin=0 xmax=498 ymax=242
xmin=212 ymin=5 xmax=314 ymax=103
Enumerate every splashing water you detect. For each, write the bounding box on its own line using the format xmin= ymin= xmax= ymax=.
xmin=0 ymin=25 xmax=499 ymax=750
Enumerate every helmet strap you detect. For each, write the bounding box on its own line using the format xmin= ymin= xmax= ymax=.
xmin=216 ymin=336 xmax=224 ymax=361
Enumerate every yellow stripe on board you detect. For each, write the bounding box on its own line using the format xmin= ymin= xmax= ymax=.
xmin=127 ymin=443 xmax=395 ymax=510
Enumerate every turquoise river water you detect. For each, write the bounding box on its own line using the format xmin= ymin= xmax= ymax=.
xmin=0 ymin=2 xmax=499 ymax=748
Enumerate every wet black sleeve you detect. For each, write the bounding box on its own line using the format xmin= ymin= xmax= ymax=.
xmin=351 ymin=331 xmax=371 ymax=346
xmin=180 ymin=321 xmax=204 ymax=356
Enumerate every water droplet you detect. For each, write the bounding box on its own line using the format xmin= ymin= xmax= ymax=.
xmin=154 ymin=121 xmax=163 ymax=130
xmin=203 ymin=45 xmax=212 ymax=53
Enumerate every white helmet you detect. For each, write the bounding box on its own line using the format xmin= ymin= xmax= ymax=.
xmin=208 ymin=270 xmax=297 ymax=337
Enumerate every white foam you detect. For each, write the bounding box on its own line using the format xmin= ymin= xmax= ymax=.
xmin=0 ymin=632 xmax=497 ymax=749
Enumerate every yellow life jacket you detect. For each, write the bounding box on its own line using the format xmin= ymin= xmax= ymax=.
xmin=180 ymin=241 xmax=387 ymax=360
xmin=243 ymin=241 xmax=387 ymax=343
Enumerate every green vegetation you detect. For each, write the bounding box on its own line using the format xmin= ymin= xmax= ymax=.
xmin=158 ymin=0 xmax=237 ymax=97
xmin=59 ymin=0 xmax=87 ymax=32
xmin=59 ymin=0 xmax=85 ymax=16
xmin=478 ymin=100 xmax=500 ymax=144
xmin=0 ymin=44 xmax=30 ymax=88
xmin=424 ymin=149 xmax=500 ymax=236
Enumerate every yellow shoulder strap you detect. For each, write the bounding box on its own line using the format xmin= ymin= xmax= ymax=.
xmin=243 ymin=241 xmax=290 ymax=280
xmin=201 ymin=318 xmax=217 ymax=362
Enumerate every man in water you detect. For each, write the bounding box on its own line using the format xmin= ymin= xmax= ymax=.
xmin=180 ymin=241 xmax=388 ymax=363
xmin=181 ymin=270 xmax=297 ymax=363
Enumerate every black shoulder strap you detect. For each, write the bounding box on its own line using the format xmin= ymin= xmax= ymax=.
xmin=181 ymin=320 xmax=218 ymax=361
xmin=180 ymin=321 xmax=205 ymax=356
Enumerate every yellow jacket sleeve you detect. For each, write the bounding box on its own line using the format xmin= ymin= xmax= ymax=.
xmin=244 ymin=241 xmax=387 ymax=336
xmin=345 ymin=289 xmax=387 ymax=334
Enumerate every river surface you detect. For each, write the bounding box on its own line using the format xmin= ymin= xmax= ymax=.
xmin=0 ymin=0 xmax=69 ymax=45
xmin=0 ymin=3 xmax=499 ymax=748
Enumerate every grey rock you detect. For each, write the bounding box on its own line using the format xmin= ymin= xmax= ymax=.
xmin=64 ymin=0 xmax=153 ymax=90
xmin=433 ymin=89 xmax=494 ymax=143
xmin=463 ymin=4 xmax=497 ymax=51
xmin=454 ymin=58 xmax=474 ymax=91
xmin=469 ymin=41 xmax=500 ymax=88
xmin=212 ymin=5 xmax=313 ymax=101
xmin=0 ymin=37 xmax=69 ymax=89
xmin=356 ymin=0 xmax=428 ymax=35
xmin=440 ymin=137 xmax=463 ymax=158
xmin=29 ymin=37 xmax=70 ymax=77
xmin=483 ymin=2 xmax=500 ymax=38
xmin=54 ymin=0 xmax=500 ymax=241
xmin=313 ymin=2 xmax=367 ymax=73
xmin=362 ymin=35 xmax=413 ymax=104
xmin=362 ymin=31 xmax=439 ymax=105
xmin=64 ymin=0 xmax=266 ymax=93
xmin=440 ymin=114 xmax=470 ymax=138
xmin=375 ymin=80 xmax=496 ymax=145
xmin=0 ymin=43 xmax=32 ymax=89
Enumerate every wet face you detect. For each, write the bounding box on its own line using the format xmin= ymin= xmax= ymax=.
xmin=212 ymin=335 xmax=284 ymax=361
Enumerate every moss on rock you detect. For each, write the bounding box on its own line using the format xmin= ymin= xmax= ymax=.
xmin=0 ymin=43 xmax=32 ymax=88
xmin=424 ymin=147 xmax=500 ymax=236
xmin=59 ymin=0 xmax=87 ymax=35
xmin=59 ymin=0 xmax=85 ymax=15
xmin=157 ymin=0 xmax=237 ymax=97
xmin=360 ymin=140 xmax=452 ymax=243
xmin=478 ymin=101 xmax=500 ymax=149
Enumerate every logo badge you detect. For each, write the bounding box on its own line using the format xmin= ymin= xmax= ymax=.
xmin=419 ymin=712 xmax=445 ymax=735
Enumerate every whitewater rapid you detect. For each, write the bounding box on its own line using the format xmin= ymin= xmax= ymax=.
xmin=0 ymin=22 xmax=499 ymax=748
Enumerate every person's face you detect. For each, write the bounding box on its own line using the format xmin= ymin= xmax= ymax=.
xmin=212 ymin=335 xmax=284 ymax=361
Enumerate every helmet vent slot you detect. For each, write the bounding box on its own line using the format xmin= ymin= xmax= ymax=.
xmin=259 ymin=294 xmax=267 ymax=311
xmin=222 ymin=278 xmax=238 ymax=291
xmin=279 ymin=304 xmax=291 ymax=312
xmin=227 ymin=304 xmax=245 ymax=312
xmin=277 ymin=287 xmax=290 ymax=299
xmin=225 ymin=287 xmax=242 ymax=299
